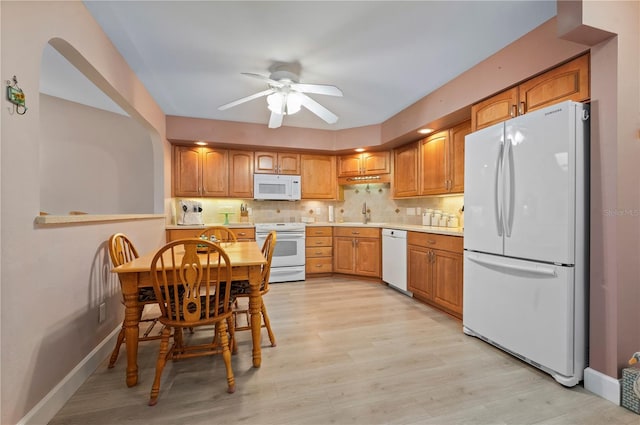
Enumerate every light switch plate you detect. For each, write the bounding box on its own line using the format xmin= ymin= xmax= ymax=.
xmin=406 ymin=208 xmax=416 ymax=216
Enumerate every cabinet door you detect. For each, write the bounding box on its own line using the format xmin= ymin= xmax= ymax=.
xmin=173 ymin=146 xmax=202 ymax=197
xmin=432 ymin=250 xmax=463 ymax=317
xmin=393 ymin=142 xmax=420 ymax=197
xmin=254 ymin=151 xmax=278 ymax=174
xmin=518 ymin=53 xmax=589 ymax=115
xmin=333 ymin=237 xmax=356 ymax=274
xmin=301 ymin=154 xmax=336 ymax=199
xmin=228 ymin=150 xmax=253 ymax=198
xmin=407 ymin=245 xmax=432 ymax=299
xmin=355 ymin=238 xmax=381 ymax=277
xmin=420 ymin=130 xmax=448 ymax=195
xmin=471 ymin=87 xmax=518 ymax=132
xmin=201 ymin=148 xmax=228 ymax=197
xmin=278 ymin=153 xmax=300 ymax=175
xmin=448 ymin=120 xmax=471 ymax=193
xmin=362 ymin=151 xmax=390 ymax=175
xmin=337 ymin=154 xmax=362 ymax=177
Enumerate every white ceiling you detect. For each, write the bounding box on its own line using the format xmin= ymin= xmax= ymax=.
xmin=41 ymin=1 xmax=557 ymax=131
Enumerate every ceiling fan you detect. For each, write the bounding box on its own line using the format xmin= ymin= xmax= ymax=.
xmin=218 ymin=62 xmax=343 ymax=129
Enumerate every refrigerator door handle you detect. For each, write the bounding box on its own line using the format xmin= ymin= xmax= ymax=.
xmin=467 ymin=253 xmax=558 ymax=277
xmin=503 ymin=137 xmax=514 ymax=237
xmin=495 ymin=140 xmax=505 ymax=237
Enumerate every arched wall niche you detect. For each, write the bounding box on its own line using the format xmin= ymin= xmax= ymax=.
xmin=39 ymin=38 xmax=161 ymax=214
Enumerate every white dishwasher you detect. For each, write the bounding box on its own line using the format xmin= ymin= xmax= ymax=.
xmin=382 ymin=229 xmax=411 ymax=296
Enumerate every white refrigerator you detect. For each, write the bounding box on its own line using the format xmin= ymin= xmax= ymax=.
xmin=463 ymin=100 xmax=589 ymax=387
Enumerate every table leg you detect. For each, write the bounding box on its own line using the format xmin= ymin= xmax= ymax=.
xmin=119 ymin=274 xmax=140 ymax=387
xmin=248 ymin=264 xmax=262 ymax=368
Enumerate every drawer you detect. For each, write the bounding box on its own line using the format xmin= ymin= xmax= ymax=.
xmin=306 ymin=257 xmax=333 ymax=274
xmin=407 ymin=232 xmax=463 ymax=253
xmin=306 ymin=236 xmax=332 ymax=247
xmin=334 ymin=227 xmax=380 ymax=238
xmin=306 ymin=246 xmax=333 ymax=258
xmin=306 ymin=226 xmax=333 ymax=237
xmin=232 ymin=227 xmax=255 ymax=240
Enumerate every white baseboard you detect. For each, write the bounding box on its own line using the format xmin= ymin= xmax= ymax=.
xmin=17 ymin=326 xmax=121 ymax=425
xmin=584 ymin=367 xmax=621 ymax=405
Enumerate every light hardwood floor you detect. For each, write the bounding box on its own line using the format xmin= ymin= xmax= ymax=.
xmin=50 ymin=277 xmax=638 ymax=425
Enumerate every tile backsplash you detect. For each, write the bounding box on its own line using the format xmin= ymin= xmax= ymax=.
xmin=173 ymin=183 xmax=463 ymax=226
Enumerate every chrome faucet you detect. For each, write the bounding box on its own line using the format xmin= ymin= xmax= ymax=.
xmin=362 ymin=202 xmax=370 ymax=224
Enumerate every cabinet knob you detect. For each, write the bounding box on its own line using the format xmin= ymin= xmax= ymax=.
xmin=519 ymin=101 xmax=525 ymax=115
xmin=511 ymin=104 xmax=517 ymax=117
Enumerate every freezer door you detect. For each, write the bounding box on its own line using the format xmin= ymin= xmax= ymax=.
xmin=463 ymin=252 xmax=575 ymax=377
xmin=503 ymin=103 xmax=578 ymax=264
xmin=463 ymin=123 xmax=505 ymax=255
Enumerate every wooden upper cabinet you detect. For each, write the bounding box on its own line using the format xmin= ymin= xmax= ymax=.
xmin=337 ymin=151 xmax=390 ymax=177
xmin=471 ymin=87 xmax=518 ymax=132
xmin=448 ymin=120 xmax=471 ymax=193
xmin=518 ymin=53 xmax=590 ymax=114
xmin=174 ymin=146 xmax=202 ymax=197
xmin=420 ymin=130 xmax=448 ymax=196
xmin=173 ymin=145 xmax=228 ymax=197
xmin=393 ymin=142 xmax=420 ymax=198
xmin=200 ymin=148 xmax=228 ymax=197
xmin=471 ymin=53 xmax=590 ymax=131
xmin=300 ymin=154 xmax=337 ymax=199
xmin=394 ymin=120 xmax=470 ymax=198
xmin=254 ymin=151 xmax=300 ymax=174
xmin=228 ymin=150 xmax=253 ymax=198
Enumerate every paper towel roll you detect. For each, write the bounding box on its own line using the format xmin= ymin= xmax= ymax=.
xmin=328 ymin=206 xmax=335 ymax=223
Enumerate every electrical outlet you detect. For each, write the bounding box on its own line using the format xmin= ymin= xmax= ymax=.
xmin=99 ymin=302 xmax=106 ymax=323
xmin=406 ymin=207 xmax=416 ymax=216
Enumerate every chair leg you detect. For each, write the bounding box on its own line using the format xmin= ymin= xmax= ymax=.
xmin=260 ymin=300 xmax=276 ymax=347
xmin=216 ymin=320 xmax=235 ymax=394
xmin=226 ymin=316 xmax=237 ymax=354
xmin=149 ymin=326 xmax=172 ymax=406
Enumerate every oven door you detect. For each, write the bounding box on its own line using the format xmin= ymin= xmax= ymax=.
xmin=256 ymin=231 xmax=305 ymax=268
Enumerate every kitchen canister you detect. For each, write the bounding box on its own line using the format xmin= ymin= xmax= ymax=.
xmin=448 ymin=215 xmax=459 ymax=228
xmin=422 ymin=209 xmax=433 ymax=226
xmin=439 ymin=214 xmax=449 ymax=227
xmin=432 ymin=211 xmax=442 ymax=227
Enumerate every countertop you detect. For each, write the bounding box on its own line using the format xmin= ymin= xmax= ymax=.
xmin=166 ymin=222 xmax=463 ymax=237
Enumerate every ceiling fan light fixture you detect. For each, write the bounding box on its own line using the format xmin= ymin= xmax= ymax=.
xmin=267 ymin=92 xmax=285 ymax=114
xmin=286 ymin=91 xmax=302 ymax=115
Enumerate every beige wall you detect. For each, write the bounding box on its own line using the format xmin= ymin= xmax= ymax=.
xmin=1 ymin=2 xmax=170 ymax=424
xmin=1 ymin=1 xmax=639 ymax=423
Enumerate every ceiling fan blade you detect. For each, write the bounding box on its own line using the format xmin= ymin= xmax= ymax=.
xmin=268 ymin=111 xmax=283 ymax=129
xmin=291 ymin=83 xmax=343 ymax=97
xmin=218 ymin=88 xmax=274 ymax=111
xmin=299 ymin=93 xmax=338 ymax=124
xmin=241 ymin=72 xmax=284 ymax=87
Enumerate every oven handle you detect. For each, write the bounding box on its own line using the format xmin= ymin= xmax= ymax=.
xmin=256 ymin=232 xmax=305 ymax=240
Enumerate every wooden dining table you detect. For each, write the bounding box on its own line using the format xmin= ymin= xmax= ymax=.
xmin=112 ymin=240 xmax=267 ymax=387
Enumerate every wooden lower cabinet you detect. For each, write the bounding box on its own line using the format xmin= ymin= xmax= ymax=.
xmin=407 ymin=232 xmax=463 ymax=318
xmin=333 ymin=227 xmax=381 ymax=278
xmin=306 ymin=226 xmax=333 ymax=275
xmin=166 ymin=227 xmax=255 ymax=242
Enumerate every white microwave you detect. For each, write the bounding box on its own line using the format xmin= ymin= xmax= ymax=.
xmin=253 ymin=174 xmax=302 ymax=201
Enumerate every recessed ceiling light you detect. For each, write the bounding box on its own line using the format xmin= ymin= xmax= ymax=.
xmin=417 ymin=128 xmax=434 ymax=135
xmin=355 ymin=148 xmax=365 ymax=152
xmin=195 ymin=141 xmax=207 ymax=146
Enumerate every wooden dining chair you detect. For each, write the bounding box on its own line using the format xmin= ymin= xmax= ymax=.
xmin=198 ymin=226 xmax=238 ymax=243
xmin=148 ymin=238 xmax=236 ymax=406
xmin=107 ymin=233 xmax=162 ymax=368
xmin=231 ymin=230 xmax=277 ymax=353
